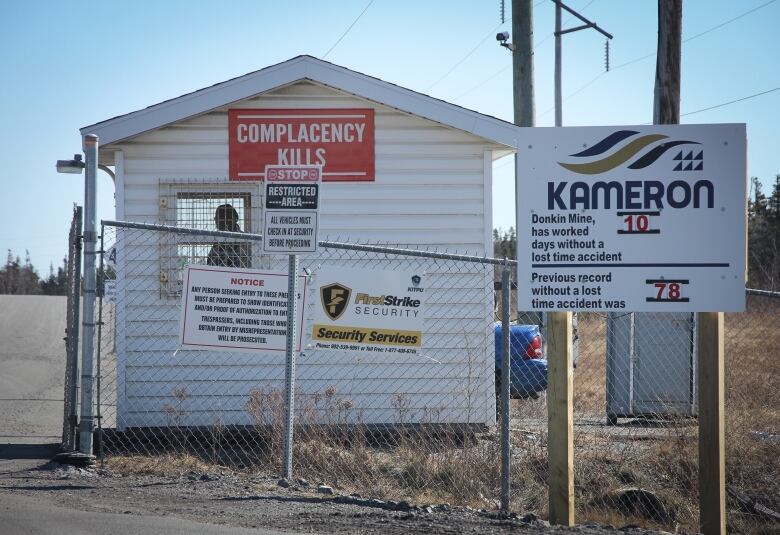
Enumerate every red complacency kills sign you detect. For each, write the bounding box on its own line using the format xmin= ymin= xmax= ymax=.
xmin=229 ymin=109 xmax=375 ymax=182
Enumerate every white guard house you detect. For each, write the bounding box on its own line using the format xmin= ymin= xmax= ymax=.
xmin=84 ymin=55 xmax=521 ymax=430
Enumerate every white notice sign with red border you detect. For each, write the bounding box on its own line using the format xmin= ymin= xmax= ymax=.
xmin=179 ymin=265 xmax=306 ymax=353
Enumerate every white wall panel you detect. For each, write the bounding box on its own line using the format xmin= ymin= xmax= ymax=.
xmin=112 ymin=81 xmax=498 ymax=428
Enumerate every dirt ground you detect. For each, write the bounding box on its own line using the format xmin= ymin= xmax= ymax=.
xmin=0 ymin=295 xmax=673 ymax=534
xmin=0 ymin=449 xmax=672 ymax=535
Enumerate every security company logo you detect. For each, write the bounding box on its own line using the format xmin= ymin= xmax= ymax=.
xmin=320 ymin=283 xmax=351 ymax=321
xmin=557 ymin=130 xmax=702 ymax=175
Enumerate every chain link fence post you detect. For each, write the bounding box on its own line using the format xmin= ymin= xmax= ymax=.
xmin=61 ymin=205 xmax=83 ymax=451
xmin=78 ymin=134 xmax=99 ymax=457
xmin=282 ymin=254 xmax=300 ymax=480
xmin=500 ymin=259 xmax=511 ymax=512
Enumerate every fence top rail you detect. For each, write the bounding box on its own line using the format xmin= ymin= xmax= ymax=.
xmin=101 ymin=219 xmax=517 ymax=266
xmin=746 ymin=288 xmax=780 ymax=299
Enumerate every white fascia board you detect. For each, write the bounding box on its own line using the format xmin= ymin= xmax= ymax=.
xmin=81 ymin=56 xmax=522 ymax=150
xmin=80 ymin=57 xmax=311 ymax=145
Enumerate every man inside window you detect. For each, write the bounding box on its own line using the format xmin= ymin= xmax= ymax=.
xmin=207 ymin=204 xmax=250 ymax=268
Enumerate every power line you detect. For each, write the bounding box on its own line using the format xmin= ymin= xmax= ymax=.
xmin=322 ymin=0 xmax=376 ymax=59
xmin=539 ymin=0 xmax=777 ymax=117
xmin=426 ymin=22 xmax=507 ymax=91
xmin=682 ymin=0 xmax=776 ymax=43
xmin=681 ymin=86 xmax=780 ymax=117
xmin=453 ymin=0 xmax=595 ymax=100
xmin=454 ymin=63 xmax=511 ymax=100
xmin=534 ymin=0 xmax=596 ymax=48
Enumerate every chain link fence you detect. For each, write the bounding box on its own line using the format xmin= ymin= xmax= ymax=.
xmin=96 ymin=221 xmax=509 ymax=508
xmin=87 ymin=220 xmax=779 ymax=533
xmin=565 ymin=294 xmax=780 ymax=533
xmin=61 ymin=204 xmax=82 ymax=451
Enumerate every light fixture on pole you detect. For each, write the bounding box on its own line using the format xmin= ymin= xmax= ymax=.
xmin=56 ymin=154 xmax=86 ymax=174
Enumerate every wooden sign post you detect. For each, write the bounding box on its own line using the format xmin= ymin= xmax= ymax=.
xmin=547 ymin=310 xmax=574 ymax=525
xmin=698 ymin=312 xmax=726 ymax=535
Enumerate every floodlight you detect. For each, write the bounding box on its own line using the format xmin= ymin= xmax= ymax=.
xmin=56 ymin=154 xmax=85 ymax=174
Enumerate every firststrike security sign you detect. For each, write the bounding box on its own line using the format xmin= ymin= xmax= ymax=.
xmin=516 ymin=123 xmax=747 ymax=312
xmin=310 ymin=267 xmax=426 ymax=355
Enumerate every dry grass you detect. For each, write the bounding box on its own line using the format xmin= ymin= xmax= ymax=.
xmin=101 ymin=297 xmax=778 ymax=533
xmin=106 ymin=453 xmax=230 ymax=478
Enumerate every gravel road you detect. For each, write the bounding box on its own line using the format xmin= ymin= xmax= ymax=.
xmin=0 ymin=451 xmax=672 ymax=535
xmin=0 ymin=295 xmax=67 ymax=443
xmin=0 ymin=295 xmax=674 ymax=534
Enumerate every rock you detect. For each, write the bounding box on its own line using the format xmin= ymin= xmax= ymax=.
xmin=369 ymin=498 xmax=385 ymax=506
xmin=277 ymin=479 xmax=290 ymax=488
xmin=296 ymin=478 xmax=309 ymax=487
xmin=617 ymin=470 xmax=637 ymax=484
xmin=424 ymin=506 xmax=434 ymax=514
xmin=317 ymin=485 xmax=334 ymax=495
xmin=521 ymin=512 xmax=539 ymax=523
xmin=596 ymin=487 xmax=673 ymax=525
xmin=396 ymin=500 xmax=411 ymax=511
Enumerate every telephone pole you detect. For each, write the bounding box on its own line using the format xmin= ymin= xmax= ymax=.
xmin=654 ymin=3 xmax=725 ymax=534
xmin=512 ymin=0 xmax=536 ymax=127
xmin=654 ymin=0 xmax=682 ymax=124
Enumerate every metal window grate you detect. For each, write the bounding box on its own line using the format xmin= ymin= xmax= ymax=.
xmin=158 ymin=181 xmax=263 ymax=297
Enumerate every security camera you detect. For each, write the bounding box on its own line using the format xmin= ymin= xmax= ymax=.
xmin=496 ymin=31 xmax=515 ymax=51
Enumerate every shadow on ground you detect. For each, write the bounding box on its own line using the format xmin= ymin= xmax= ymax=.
xmin=0 ymin=443 xmax=59 ymax=460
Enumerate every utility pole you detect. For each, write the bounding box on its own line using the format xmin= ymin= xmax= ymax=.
xmin=512 ymin=0 xmax=535 ymax=127
xmin=654 ymin=2 xmax=725 ymax=533
xmin=553 ymin=0 xmax=613 ymax=128
xmin=500 ymin=0 xmax=536 ymax=515
xmin=547 ymin=3 xmax=611 ymax=526
xmin=654 ymin=0 xmax=681 ymax=124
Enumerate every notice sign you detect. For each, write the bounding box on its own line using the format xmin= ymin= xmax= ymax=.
xmin=263 ymin=165 xmax=320 ymax=254
xmin=229 ymin=108 xmax=375 ymax=182
xmin=310 ymin=267 xmax=426 ymax=355
xmin=179 ymin=265 xmax=307 ymax=353
xmin=517 ymin=124 xmax=746 ymax=312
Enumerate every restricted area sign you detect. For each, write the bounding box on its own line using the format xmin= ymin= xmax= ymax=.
xmin=262 ymin=165 xmax=321 ymax=254
xmin=516 ymin=123 xmax=746 ymax=312
xmin=179 ymin=265 xmax=307 ymax=353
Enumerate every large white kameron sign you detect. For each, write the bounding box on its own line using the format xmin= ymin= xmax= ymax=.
xmin=516 ymin=124 xmax=746 ymax=312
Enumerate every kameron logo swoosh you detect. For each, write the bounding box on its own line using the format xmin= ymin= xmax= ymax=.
xmin=558 ymin=130 xmax=700 ymax=175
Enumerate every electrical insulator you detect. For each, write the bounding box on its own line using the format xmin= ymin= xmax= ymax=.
xmin=500 ymin=0 xmax=506 ymax=24
xmin=604 ymin=40 xmax=610 ymax=72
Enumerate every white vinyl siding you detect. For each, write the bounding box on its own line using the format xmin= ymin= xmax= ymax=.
xmin=108 ymin=81 xmax=500 ymax=429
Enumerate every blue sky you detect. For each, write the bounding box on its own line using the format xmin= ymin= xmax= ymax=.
xmin=1 ymin=0 xmax=777 ymax=272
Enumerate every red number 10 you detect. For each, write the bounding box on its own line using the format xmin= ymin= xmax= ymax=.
xmin=624 ymin=214 xmax=649 ymax=232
